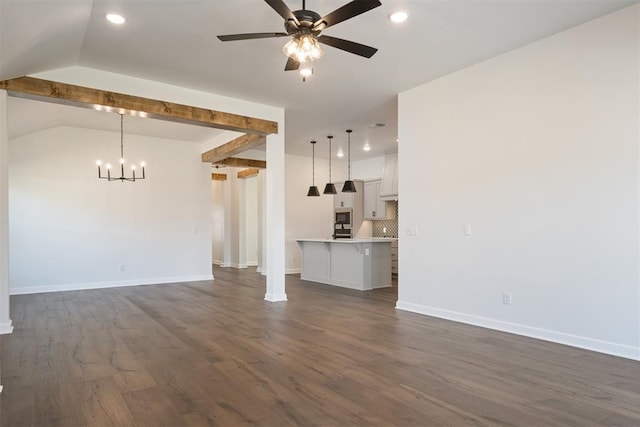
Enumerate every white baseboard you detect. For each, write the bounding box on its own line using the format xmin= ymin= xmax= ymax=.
xmin=10 ymin=275 xmax=214 ymax=296
xmin=0 ymin=319 xmax=13 ymax=334
xmin=264 ymin=293 xmax=287 ymax=302
xmin=285 ymin=268 xmax=301 ymax=275
xmin=212 ymin=259 xmax=224 ymax=266
xmin=247 ymin=261 xmax=258 ymax=267
xmin=227 ymin=263 xmax=248 ymax=269
xmin=395 ymin=301 xmax=640 ymax=361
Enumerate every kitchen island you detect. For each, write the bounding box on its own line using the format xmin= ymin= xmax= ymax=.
xmin=296 ymin=239 xmax=394 ymax=290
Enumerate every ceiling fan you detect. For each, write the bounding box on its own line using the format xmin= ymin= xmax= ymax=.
xmin=217 ymin=0 xmax=381 ymax=76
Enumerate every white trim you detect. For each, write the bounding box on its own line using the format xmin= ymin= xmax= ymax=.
xmin=10 ymin=275 xmax=214 ymax=296
xmin=0 ymin=319 xmax=13 ymax=334
xmin=227 ymin=263 xmax=248 ymax=269
xmin=247 ymin=261 xmax=258 ymax=267
xmin=395 ymin=301 xmax=640 ymax=361
xmin=0 ymin=385 xmax=3 ymax=393
xmin=212 ymin=259 xmax=224 ymax=266
xmin=285 ymin=268 xmax=301 ymax=275
xmin=264 ymin=293 xmax=287 ymax=302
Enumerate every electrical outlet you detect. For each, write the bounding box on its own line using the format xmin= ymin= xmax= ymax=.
xmin=119 ymin=264 xmax=126 ymax=272
xmin=502 ymin=292 xmax=512 ymax=305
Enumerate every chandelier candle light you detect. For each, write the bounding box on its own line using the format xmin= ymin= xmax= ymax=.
xmin=96 ymin=113 xmax=146 ymax=182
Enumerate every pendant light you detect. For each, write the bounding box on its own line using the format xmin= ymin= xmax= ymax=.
xmin=307 ymin=140 xmax=320 ymax=197
xmin=323 ymin=135 xmax=337 ymax=194
xmin=342 ymin=129 xmax=356 ymax=192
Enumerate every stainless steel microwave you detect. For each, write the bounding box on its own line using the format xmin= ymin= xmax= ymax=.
xmin=335 ymin=209 xmax=352 ymax=225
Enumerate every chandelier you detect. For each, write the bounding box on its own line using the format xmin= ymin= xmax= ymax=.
xmin=96 ymin=113 xmax=146 ymax=182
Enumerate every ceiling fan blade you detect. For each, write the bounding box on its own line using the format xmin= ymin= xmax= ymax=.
xmin=265 ymin=0 xmax=300 ymax=27
xmin=217 ymin=32 xmax=289 ymax=42
xmin=313 ymin=0 xmax=381 ymax=31
xmin=284 ymin=57 xmax=300 ymax=71
xmin=317 ymin=35 xmax=378 ymax=58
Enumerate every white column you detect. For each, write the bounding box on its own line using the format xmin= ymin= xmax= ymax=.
xmin=256 ymin=170 xmax=265 ymax=274
xmin=0 ymin=90 xmax=13 ymax=335
xmin=238 ymin=177 xmax=247 ymax=268
xmin=222 ymin=174 xmax=232 ymax=267
xmin=265 ymin=131 xmax=286 ymax=301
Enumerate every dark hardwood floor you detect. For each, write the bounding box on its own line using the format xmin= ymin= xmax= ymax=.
xmin=1 ymin=266 xmax=639 ymax=426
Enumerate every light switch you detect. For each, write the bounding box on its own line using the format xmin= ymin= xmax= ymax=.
xmin=406 ymin=226 xmax=418 ymax=236
xmin=463 ymin=224 xmax=472 ymax=236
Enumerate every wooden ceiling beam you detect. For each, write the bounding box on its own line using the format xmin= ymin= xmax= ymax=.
xmin=201 ymin=133 xmax=266 ymax=163
xmin=237 ymin=168 xmax=260 ymax=179
xmin=214 ymin=157 xmax=266 ymax=169
xmin=211 ymin=173 xmax=227 ymax=181
xmin=0 ymin=76 xmax=278 ymax=135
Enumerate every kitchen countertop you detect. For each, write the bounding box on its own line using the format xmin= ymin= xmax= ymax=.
xmin=296 ymin=238 xmax=396 ymax=243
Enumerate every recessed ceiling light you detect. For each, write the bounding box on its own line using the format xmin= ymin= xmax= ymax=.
xmin=363 ymin=144 xmax=371 ymax=152
xmin=106 ymin=13 xmax=126 ymax=25
xmin=337 ymin=151 xmax=345 ymax=158
xmin=369 ymin=123 xmax=386 ymax=128
xmin=389 ymin=11 xmax=408 ymax=24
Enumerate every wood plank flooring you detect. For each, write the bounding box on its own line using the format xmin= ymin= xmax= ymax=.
xmin=1 ymin=266 xmax=639 ymax=426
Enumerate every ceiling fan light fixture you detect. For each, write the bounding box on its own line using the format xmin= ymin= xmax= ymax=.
xmin=283 ymin=33 xmax=323 ymax=63
xmin=300 ymin=62 xmax=313 ymax=78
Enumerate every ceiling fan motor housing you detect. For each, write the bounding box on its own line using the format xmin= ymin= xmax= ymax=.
xmin=285 ymin=9 xmax=323 ymax=33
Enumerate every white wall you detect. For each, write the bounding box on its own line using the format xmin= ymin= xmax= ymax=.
xmin=352 ymin=156 xmax=385 ymax=181
xmin=0 ymin=91 xmax=12 ymax=334
xmin=285 ymin=153 xmax=337 ymax=273
xmin=398 ymin=5 xmax=640 ymax=360
xmin=10 ymin=126 xmax=213 ymax=294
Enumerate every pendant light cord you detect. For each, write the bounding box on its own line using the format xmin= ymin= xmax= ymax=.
xmin=120 ymin=114 xmax=125 ymax=177
xmin=347 ymin=130 xmax=352 ymax=180
xmin=328 ymin=135 xmax=333 ymax=182
xmin=312 ymin=140 xmax=316 ymax=185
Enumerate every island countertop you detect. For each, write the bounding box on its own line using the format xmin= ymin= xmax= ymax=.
xmin=296 ymin=238 xmax=396 ymax=243
xmin=295 ymin=239 xmax=393 ymax=290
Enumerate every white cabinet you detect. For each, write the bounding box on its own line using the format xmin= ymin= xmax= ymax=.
xmin=334 ymin=189 xmax=353 ymax=209
xmin=364 ymin=180 xmax=389 ymax=220
xmin=333 ymin=181 xmax=364 ymax=210
xmin=380 ymin=153 xmax=398 ymax=200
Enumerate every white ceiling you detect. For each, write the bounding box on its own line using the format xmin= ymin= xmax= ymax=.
xmin=1 ymin=0 xmax=636 ymax=160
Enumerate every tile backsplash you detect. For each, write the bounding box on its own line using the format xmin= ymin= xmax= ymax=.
xmin=372 ymin=201 xmax=398 ymax=238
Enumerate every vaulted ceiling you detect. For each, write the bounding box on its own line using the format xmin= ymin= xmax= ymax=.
xmin=1 ymin=0 xmax=635 ymax=159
